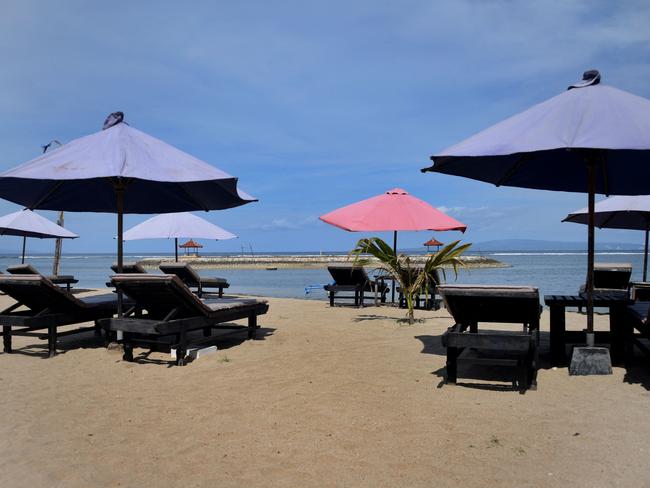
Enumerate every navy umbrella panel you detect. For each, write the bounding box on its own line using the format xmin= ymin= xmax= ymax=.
xmin=564 ymin=195 xmax=650 ymax=281
xmin=0 ymin=114 xmax=256 ymax=273
xmin=422 ymin=71 xmax=650 ymax=342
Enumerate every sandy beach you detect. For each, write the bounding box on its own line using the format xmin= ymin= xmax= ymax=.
xmin=0 ymin=290 xmax=648 ymax=488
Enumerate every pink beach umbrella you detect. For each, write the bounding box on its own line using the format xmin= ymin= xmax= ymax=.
xmin=320 ymin=187 xmax=466 ymax=235
xmin=320 ymin=188 xmax=467 ymax=301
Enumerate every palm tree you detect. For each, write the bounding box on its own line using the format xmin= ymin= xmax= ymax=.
xmin=350 ymin=238 xmax=471 ymax=324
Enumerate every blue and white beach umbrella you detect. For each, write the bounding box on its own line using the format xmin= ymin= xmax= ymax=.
xmin=422 ymin=71 xmax=650 ymax=342
xmin=564 ymin=195 xmax=650 ymax=281
xmin=0 ymin=112 xmax=255 ymax=272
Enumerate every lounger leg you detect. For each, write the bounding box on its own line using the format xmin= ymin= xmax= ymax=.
xmin=176 ymin=328 xmax=187 ymax=366
xmin=122 ymin=333 xmax=134 ymax=362
xmin=2 ymin=325 xmax=11 ymax=353
xmin=329 ymin=291 xmax=335 ymax=307
xmin=446 ymin=347 xmax=458 ymax=384
xmin=94 ymin=320 xmax=102 ymax=337
xmin=359 ymin=290 xmax=365 ymax=308
xmin=248 ymin=314 xmax=257 ymax=339
xmin=518 ymin=360 xmax=529 ymax=393
xmin=103 ymin=328 xmax=114 ymax=347
xmin=48 ymin=324 xmax=57 ymax=358
xmin=218 ymin=287 xmax=223 ymax=298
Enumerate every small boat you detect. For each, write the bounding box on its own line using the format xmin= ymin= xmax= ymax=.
xmin=265 ymin=267 xmax=278 ymax=270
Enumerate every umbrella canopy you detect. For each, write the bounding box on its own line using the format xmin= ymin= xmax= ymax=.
xmin=422 ymin=73 xmax=650 ymax=195
xmin=0 ymin=209 xmax=78 ymax=263
xmin=0 ymin=113 xmax=255 ymax=275
xmin=319 ymin=188 xmax=467 ymax=233
xmin=422 ymin=70 xmax=650 ymax=343
xmin=0 ymin=209 xmax=77 ymax=239
xmin=0 ymin=119 xmax=255 ymax=213
xmin=563 ymin=195 xmax=650 ymax=280
xmin=124 ymin=212 xmax=236 ymax=241
xmin=123 ymin=212 xmax=236 ymax=262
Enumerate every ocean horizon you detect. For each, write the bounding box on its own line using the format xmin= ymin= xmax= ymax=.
xmin=3 ymin=249 xmax=646 ymax=302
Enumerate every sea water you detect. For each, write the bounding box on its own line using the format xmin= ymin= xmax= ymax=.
xmin=2 ymin=251 xmax=646 ymax=302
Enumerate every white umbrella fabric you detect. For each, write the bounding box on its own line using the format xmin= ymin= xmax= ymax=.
xmin=0 ymin=209 xmax=78 ymax=263
xmin=123 ymin=212 xmax=237 ymax=261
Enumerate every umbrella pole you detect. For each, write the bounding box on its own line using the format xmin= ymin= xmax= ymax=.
xmin=21 ymin=236 xmax=26 ymax=264
xmin=175 ymin=238 xmax=178 ymax=262
xmin=586 ymin=163 xmax=595 ymax=346
xmin=392 ymin=231 xmax=397 ymax=303
xmin=116 ymin=185 xmax=125 ymax=319
xmin=643 ymin=229 xmax=650 ymax=281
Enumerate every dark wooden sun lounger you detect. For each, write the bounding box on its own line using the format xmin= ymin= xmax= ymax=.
xmin=100 ymin=274 xmax=268 ymax=366
xmin=578 ymin=263 xmax=632 ymax=312
xmin=0 ymin=274 xmax=121 ymax=357
xmin=7 ymin=264 xmax=78 ymax=291
xmin=323 ymin=264 xmax=388 ymax=307
xmin=106 ymin=262 xmax=148 ymax=286
xmin=396 ymin=268 xmax=441 ymax=311
xmin=439 ymin=285 xmax=541 ymax=392
xmin=159 ymin=263 xmax=229 ymax=298
xmin=626 ymin=301 xmax=650 ymax=361
xmin=110 ymin=262 xmax=147 ymax=274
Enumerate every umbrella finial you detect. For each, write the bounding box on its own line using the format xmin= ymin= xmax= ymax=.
xmin=103 ymin=112 xmax=124 ymax=130
xmin=568 ymin=70 xmax=601 ymax=90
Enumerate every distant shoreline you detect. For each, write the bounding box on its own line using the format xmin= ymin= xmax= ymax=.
xmin=137 ymin=254 xmax=508 ymax=270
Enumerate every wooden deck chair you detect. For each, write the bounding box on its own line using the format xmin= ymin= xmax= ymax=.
xmin=159 ymin=263 xmax=229 ymax=297
xmin=0 ymin=274 xmax=121 ymax=357
xmin=578 ymin=263 xmax=632 ymax=312
xmin=323 ymin=264 xmax=388 ymax=307
xmin=100 ymin=274 xmax=268 ymax=366
xmin=439 ymin=285 xmax=542 ymax=392
xmin=7 ymin=264 xmax=78 ymax=291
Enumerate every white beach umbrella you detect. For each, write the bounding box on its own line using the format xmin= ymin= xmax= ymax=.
xmin=123 ymin=212 xmax=237 ymax=261
xmin=0 ymin=209 xmax=78 ymax=263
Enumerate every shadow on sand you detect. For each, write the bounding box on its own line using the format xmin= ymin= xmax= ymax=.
xmin=2 ymin=325 xmax=276 ymax=367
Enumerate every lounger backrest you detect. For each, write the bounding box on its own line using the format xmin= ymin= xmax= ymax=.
xmin=111 ymin=274 xmax=211 ymax=319
xmin=159 ymin=263 xmax=202 ymax=286
xmin=438 ymin=285 xmax=540 ymax=325
xmin=7 ymin=264 xmax=40 ymax=275
xmin=110 ymin=262 xmax=147 ymax=274
xmin=592 ymin=263 xmax=632 ymax=290
xmin=327 ymin=265 xmax=370 ymax=286
xmin=0 ymin=274 xmax=85 ymax=313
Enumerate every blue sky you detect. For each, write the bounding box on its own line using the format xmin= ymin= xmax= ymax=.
xmin=1 ymin=0 xmax=649 ymax=254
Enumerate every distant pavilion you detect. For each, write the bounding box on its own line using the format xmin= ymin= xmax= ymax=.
xmin=423 ymin=237 xmax=443 ymax=252
xmin=179 ymin=239 xmax=203 ymax=256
